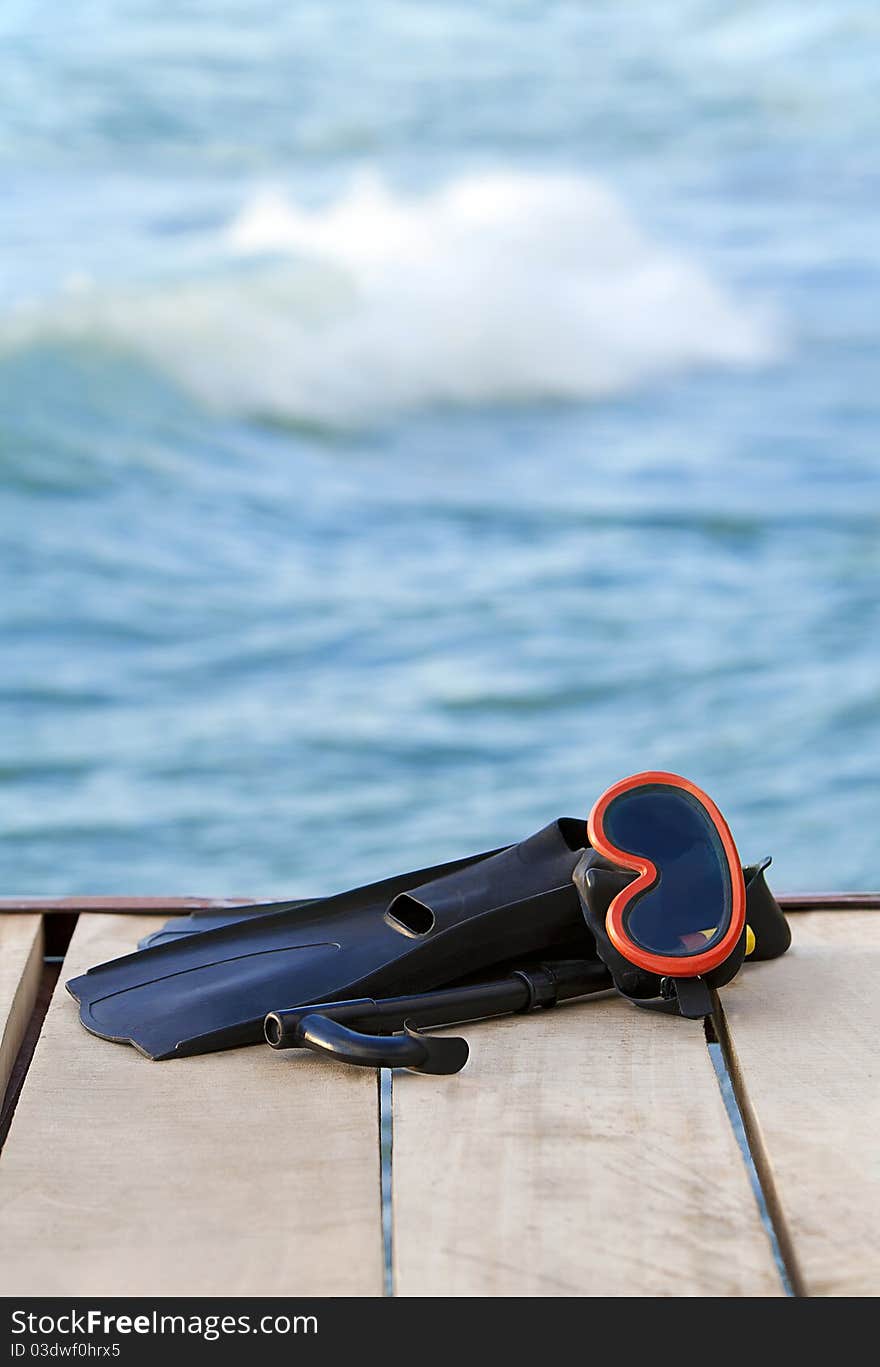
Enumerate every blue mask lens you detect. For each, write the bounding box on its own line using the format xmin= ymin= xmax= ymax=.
xmin=601 ymin=783 xmax=734 ymax=958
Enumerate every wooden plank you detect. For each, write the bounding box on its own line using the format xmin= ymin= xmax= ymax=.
xmin=392 ymin=995 xmax=783 ymax=1296
xmin=0 ymin=915 xmax=43 ymax=1105
xmin=716 ymin=910 xmax=880 ymax=1297
xmin=0 ymin=914 xmax=383 ymax=1296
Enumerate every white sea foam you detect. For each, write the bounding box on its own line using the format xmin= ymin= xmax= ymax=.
xmin=2 ymin=171 xmax=778 ymax=425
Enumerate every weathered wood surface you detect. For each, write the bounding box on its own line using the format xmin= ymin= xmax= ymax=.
xmin=392 ymin=994 xmax=783 ymax=1296
xmin=0 ymin=914 xmax=383 ymax=1296
xmin=0 ymin=914 xmax=43 ymax=1104
xmin=718 ymin=911 xmax=880 ymax=1297
xmin=2 ymin=906 xmax=877 ymax=1298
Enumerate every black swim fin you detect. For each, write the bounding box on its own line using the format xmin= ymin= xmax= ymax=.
xmin=67 ymin=819 xmax=594 ymax=1060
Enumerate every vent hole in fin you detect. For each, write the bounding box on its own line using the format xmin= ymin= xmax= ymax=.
xmin=385 ymin=894 xmax=435 ymax=937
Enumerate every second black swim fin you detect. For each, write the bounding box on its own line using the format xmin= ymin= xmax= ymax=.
xmin=67 ymin=818 xmax=594 ymax=1060
xmin=136 ymin=898 xmax=319 ymax=949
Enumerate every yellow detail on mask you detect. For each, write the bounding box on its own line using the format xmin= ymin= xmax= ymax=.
xmin=696 ymin=925 xmax=756 ymax=956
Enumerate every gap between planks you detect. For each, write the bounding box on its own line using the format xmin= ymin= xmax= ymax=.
xmin=0 ymin=915 xmax=45 ymax=1111
xmin=708 ymin=1003 xmax=805 ymax=1296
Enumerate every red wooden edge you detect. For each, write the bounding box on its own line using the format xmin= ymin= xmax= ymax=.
xmin=778 ymin=893 xmax=880 ymax=911
xmin=0 ymin=896 xmax=253 ymax=913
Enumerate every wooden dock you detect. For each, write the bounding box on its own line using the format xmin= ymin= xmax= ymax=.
xmin=0 ymin=898 xmax=877 ymax=1296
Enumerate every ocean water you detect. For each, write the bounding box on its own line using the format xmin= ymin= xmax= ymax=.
xmin=1 ymin=2 xmax=878 ymax=896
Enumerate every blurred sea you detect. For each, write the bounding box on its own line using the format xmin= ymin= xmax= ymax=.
xmin=1 ymin=2 xmax=878 ymax=895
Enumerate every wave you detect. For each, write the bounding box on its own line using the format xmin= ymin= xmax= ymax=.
xmin=1 ymin=170 xmax=779 ymax=426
